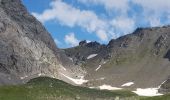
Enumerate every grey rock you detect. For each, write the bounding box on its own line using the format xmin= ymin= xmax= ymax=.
xmin=65 ymin=25 xmax=170 ymax=91
xmin=0 ymin=0 xmax=84 ymax=85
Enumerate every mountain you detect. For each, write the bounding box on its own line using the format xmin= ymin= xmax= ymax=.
xmin=1 ymin=0 xmax=170 ymax=98
xmin=0 ymin=0 xmax=85 ymax=85
xmin=64 ymin=26 xmax=170 ymax=93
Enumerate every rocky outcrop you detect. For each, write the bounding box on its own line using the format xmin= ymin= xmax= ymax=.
xmin=64 ymin=41 xmax=106 ymax=65
xmin=159 ymin=77 xmax=170 ymax=94
xmin=0 ymin=0 xmax=84 ymax=85
xmin=65 ymin=26 xmax=170 ymax=91
xmin=164 ymin=50 xmax=170 ymax=61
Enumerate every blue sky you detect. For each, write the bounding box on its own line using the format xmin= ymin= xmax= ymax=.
xmin=22 ymin=0 xmax=170 ymax=48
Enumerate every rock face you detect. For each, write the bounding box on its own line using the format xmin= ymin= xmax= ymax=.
xmin=64 ymin=41 xmax=106 ymax=66
xmin=164 ymin=50 xmax=170 ymax=61
xmin=0 ymin=0 xmax=84 ymax=85
xmin=159 ymin=78 xmax=170 ymax=94
xmin=65 ymin=26 xmax=170 ymax=91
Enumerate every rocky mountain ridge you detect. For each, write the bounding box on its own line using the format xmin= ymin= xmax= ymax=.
xmin=64 ymin=25 xmax=170 ymax=94
xmin=0 ymin=0 xmax=85 ymax=85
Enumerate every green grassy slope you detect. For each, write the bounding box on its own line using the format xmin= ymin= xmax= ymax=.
xmin=0 ymin=77 xmax=169 ymax=100
xmin=141 ymin=95 xmax=170 ymax=100
xmin=0 ymin=77 xmax=136 ymax=100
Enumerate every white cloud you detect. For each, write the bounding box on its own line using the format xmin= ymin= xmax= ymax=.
xmin=32 ymin=0 xmax=170 ymax=46
xmin=132 ymin=0 xmax=170 ymax=13
xmin=148 ymin=16 xmax=162 ymax=27
xmin=32 ymin=0 xmax=109 ymax=41
xmin=32 ymin=0 xmax=142 ymax=43
xmin=78 ymin=0 xmax=129 ymax=14
xmin=64 ymin=33 xmax=79 ymax=47
xmin=96 ymin=30 xmax=108 ymax=41
xmin=110 ymin=16 xmax=135 ymax=37
xmin=132 ymin=0 xmax=170 ymax=27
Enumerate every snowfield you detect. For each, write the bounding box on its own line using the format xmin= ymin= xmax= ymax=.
xmin=60 ymin=73 xmax=88 ymax=85
xmin=90 ymin=84 xmax=122 ymax=90
xmin=99 ymin=85 xmax=122 ymax=90
xmin=132 ymin=88 xmax=163 ymax=96
xmin=121 ymin=82 xmax=134 ymax=87
xmin=87 ymin=54 xmax=98 ymax=59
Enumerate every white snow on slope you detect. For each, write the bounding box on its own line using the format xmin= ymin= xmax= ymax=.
xmin=132 ymin=88 xmax=163 ymax=96
xmin=69 ymin=57 xmax=73 ymax=62
xmin=99 ymin=85 xmax=122 ymax=90
xmin=90 ymin=84 xmax=122 ymax=90
xmin=60 ymin=73 xmax=88 ymax=85
xmin=96 ymin=77 xmax=105 ymax=80
xmin=158 ymin=80 xmax=168 ymax=88
xmin=20 ymin=75 xmax=28 ymax=80
xmin=121 ymin=82 xmax=134 ymax=87
xmin=38 ymin=73 xmax=45 ymax=76
xmin=59 ymin=64 xmax=67 ymax=71
xmin=87 ymin=54 xmax=98 ymax=59
xmin=61 ymin=66 xmax=67 ymax=71
xmin=95 ymin=65 xmax=102 ymax=71
xmin=103 ymin=61 xmax=106 ymax=64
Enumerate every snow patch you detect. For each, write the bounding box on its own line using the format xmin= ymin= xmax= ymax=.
xmin=60 ymin=73 xmax=88 ymax=85
xmin=61 ymin=66 xmax=67 ymax=71
xmin=121 ymin=82 xmax=134 ymax=87
xmin=38 ymin=73 xmax=42 ymax=76
xmin=99 ymin=84 xmax=122 ymax=90
xmin=20 ymin=75 xmax=28 ymax=80
xmin=38 ymin=73 xmax=45 ymax=76
xmin=103 ymin=61 xmax=106 ymax=64
xmin=95 ymin=77 xmax=105 ymax=80
xmin=132 ymin=88 xmax=163 ymax=96
xmin=69 ymin=57 xmax=73 ymax=62
xmin=89 ymin=87 xmax=95 ymax=89
xmin=95 ymin=65 xmax=102 ymax=71
xmin=99 ymin=77 xmax=105 ymax=80
xmin=87 ymin=54 xmax=98 ymax=59
xmin=158 ymin=80 xmax=168 ymax=88
xmin=89 ymin=84 xmax=122 ymax=90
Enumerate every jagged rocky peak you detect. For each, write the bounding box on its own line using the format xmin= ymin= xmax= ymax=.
xmin=79 ymin=40 xmax=87 ymax=46
xmin=79 ymin=40 xmax=101 ymax=47
xmin=0 ymin=0 xmax=85 ymax=85
xmin=65 ymin=25 xmax=170 ymax=92
xmin=86 ymin=41 xmax=101 ymax=47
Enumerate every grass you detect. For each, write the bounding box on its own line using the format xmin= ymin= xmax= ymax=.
xmin=141 ymin=95 xmax=170 ymax=100
xmin=0 ymin=77 xmax=169 ymax=100
xmin=0 ymin=77 xmax=136 ymax=100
